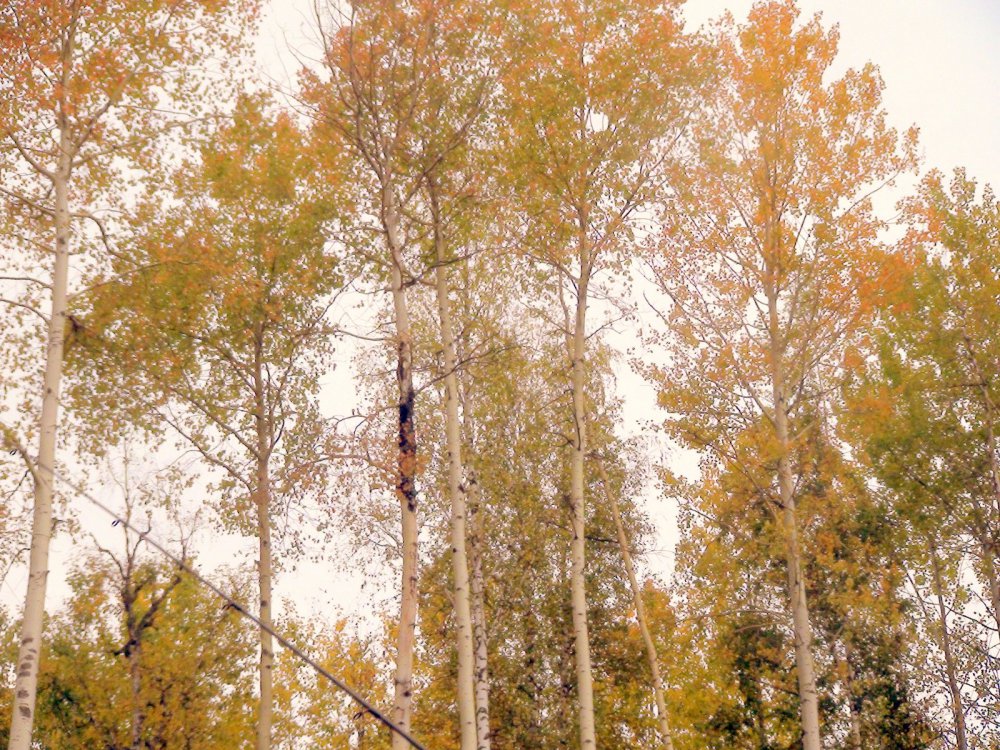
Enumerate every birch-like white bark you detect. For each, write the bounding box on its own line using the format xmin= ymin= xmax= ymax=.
xmin=431 ymin=191 xmax=477 ymax=750
xmin=931 ymin=546 xmax=968 ymax=750
xmin=595 ymin=460 xmax=675 ymax=750
xmin=253 ymin=338 xmax=274 ymax=750
xmin=569 ymin=268 xmax=596 ymax=750
xmin=386 ymin=196 xmax=419 ymax=750
xmin=7 ymin=119 xmax=73 ymax=750
xmin=466 ymin=470 xmax=492 ymax=750
xmin=766 ymin=283 xmax=822 ymax=750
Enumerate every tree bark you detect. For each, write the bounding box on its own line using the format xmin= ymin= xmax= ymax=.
xmin=387 ymin=198 xmax=419 ymax=750
xmin=129 ymin=642 xmax=144 ymax=750
xmin=458 ymin=322 xmax=492 ymax=750
xmin=595 ymin=460 xmax=675 ymax=750
xmin=8 ymin=116 xmax=74 ymax=750
xmin=766 ymin=286 xmax=822 ymax=750
xmin=931 ymin=545 xmax=968 ymax=750
xmin=569 ymin=267 xmax=597 ymax=750
xmin=431 ymin=183 xmax=478 ymax=750
xmin=253 ymin=332 xmax=275 ymax=750
xmin=466 ymin=469 xmax=492 ymax=750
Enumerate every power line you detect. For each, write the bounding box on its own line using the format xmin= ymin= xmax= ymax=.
xmin=43 ymin=463 xmax=431 ymax=750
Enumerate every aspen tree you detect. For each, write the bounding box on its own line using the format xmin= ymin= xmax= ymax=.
xmin=647 ymin=4 xmax=915 ymax=747
xmin=308 ymin=2 xmax=501 ymax=745
xmin=0 ymin=3 xmax=254 ymax=746
xmin=504 ymin=2 xmax=691 ymax=745
xmin=27 ymin=559 xmax=255 ymax=749
xmin=847 ymin=168 xmax=1000 ymax=742
xmin=594 ymin=458 xmax=675 ymax=750
xmin=71 ymin=96 xmax=339 ymax=750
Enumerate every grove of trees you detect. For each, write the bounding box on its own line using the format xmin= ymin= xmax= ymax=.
xmin=0 ymin=1 xmax=997 ymax=749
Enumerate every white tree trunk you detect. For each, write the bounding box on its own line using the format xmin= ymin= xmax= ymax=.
xmin=466 ymin=470 xmax=492 ymax=750
xmin=766 ymin=286 xmax=822 ymax=750
xmin=7 ymin=127 xmax=73 ymax=750
xmin=432 ymin=213 xmax=477 ymax=750
xmin=253 ymin=357 xmax=274 ymax=750
xmin=774 ymin=402 xmax=822 ymax=750
xmin=596 ymin=461 xmax=675 ymax=750
xmin=569 ymin=273 xmax=596 ymax=750
xmin=387 ymin=201 xmax=419 ymax=750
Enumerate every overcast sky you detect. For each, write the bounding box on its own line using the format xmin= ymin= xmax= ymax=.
xmin=687 ymin=0 xmax=1000 ymax=185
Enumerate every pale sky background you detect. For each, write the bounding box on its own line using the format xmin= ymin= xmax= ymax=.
xmin=6 ymin=0 xmax=998 ymax=635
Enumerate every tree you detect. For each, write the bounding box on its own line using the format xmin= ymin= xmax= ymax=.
xmin=846 ymin=167 xmax=1000 ymax=745
xmin=307 ymin=2 xmax=503 ymax=745
xmin=0 ymin=2 xmax=256 ymax=745
xmin=70 ymin=95 xmax=340 ymax=750
xmin=646 ymin=3 xmax=915 ymax=747
xmin=0 ymin=552 xmax=255 ymax=749
xmin=595 ymin=457 xmax=676 ymax=749
xmin=408 ymin=280 xmax=666 ymax=747
xmin=503 ymin=1 xmax=692 ymax=744
xmin=273 ymin=614 xmax=392 ymax=750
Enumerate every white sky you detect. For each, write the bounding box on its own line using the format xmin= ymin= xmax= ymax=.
xmin=686 ymin=0 xmax=1000 ymax=184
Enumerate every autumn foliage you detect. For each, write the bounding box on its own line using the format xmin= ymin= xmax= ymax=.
xmin=0 ymin=1 xmax=996 ymax=750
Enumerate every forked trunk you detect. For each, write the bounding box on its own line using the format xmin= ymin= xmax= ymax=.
xmin=431 ymin=195 xmax=477 ymax=750
xmin=8 ymin=126 xmax=74 ymax=750
xmin=595 ymin=460 xmax=675 ymax=750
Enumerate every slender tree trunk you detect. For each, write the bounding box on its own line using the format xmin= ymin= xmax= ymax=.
xmin=466 ymin=470 xmax=492 ymax=750
xmin=387 ymin=200 xmax=419 ymax=749
xmin=766 ymin=287 xmax=822 ymax=750
xmin=129 ymin=642 xmax=144 ymax=750
xmin=457 ymin=320 xmax=492 ymax=750
xmin=431 ymin=185 xmax=477 ymax=750
xmin=8 ymin=124 xmax=74 ymax=750
xmin=595 ymin=460 xmax=675 ymax=750
xmin=774 ymin=406 xmax=822 ymax=750
xmin=960 ymin=339 xmax=1000 ymax=632
xmin=456 ymin=273 xmax=493 ymax=750
xmin=569 ymin=267 xmax=596 ymax=750
xmin=976 ymin=412 xmax=1000 ymax=633
xmin=931 ymin=545 xmax=968 ymax=750
xmin=253 ymin=346 xmax=274 ymax=750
